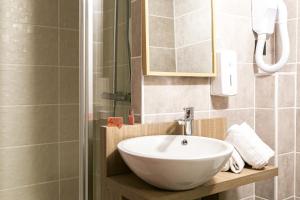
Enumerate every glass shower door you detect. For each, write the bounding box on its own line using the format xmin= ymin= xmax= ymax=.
xmin=80 ymin=0 xmax=132 ymax=199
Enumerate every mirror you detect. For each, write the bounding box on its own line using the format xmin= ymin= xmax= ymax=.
xmin=142 ymin=0 xmax=216 ymax=77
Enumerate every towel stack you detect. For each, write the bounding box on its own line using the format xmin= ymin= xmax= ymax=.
xmin=222 ymin=122 xmax=274 ymax=173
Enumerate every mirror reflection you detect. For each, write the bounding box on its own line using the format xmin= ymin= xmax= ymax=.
xmin=145 ymin=0 xmax=215 ymax=75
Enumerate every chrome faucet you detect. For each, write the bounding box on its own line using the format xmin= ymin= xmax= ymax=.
xmin=177 ymin=107 xmax=194 ymax=136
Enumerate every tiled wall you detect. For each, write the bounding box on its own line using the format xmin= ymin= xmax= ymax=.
xmin=131 ymin=0 xmax=300 ymax=199
xmin=147 ymin=0 xmax=212 ymax=73
xmin=148 ymin=0 xmax=176 ymax=72
xmin=0 ymin=0 xmax=79 ymax=200
xmin=174 ymin=0 xmax=212 ymax=73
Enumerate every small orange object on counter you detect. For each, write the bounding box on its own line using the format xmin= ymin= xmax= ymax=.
xmin=128 ymin=108 xmax=135 ymax=125
xmin=107 ymin=117 xmax=124 ymax=128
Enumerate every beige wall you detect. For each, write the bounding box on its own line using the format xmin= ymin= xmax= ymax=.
xmin=131 ymin=0 xmax=299 ymax=199
xmin=0 ymin=0 xmax=79 ymax=200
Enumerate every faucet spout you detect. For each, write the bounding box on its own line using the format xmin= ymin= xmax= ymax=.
xmin=177 ymin=107 xmax=194 ymax=136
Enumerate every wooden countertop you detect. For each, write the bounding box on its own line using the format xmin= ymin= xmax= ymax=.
xmin=106 ymin=166 xmax=278 ymax=200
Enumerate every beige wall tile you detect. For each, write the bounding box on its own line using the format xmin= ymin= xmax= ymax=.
xmin=116 ymin=65 xmax=131 ymax=93
xmin=103 ymin=28 xmax=114 ymax=66
xmin=60 ymin=178 xmax=79 ymax=200
xmin=278 ymin=109 xmax=295 ymax=154
xmin=0 ymin=144 xmax=59 ymax=190
xmin=93 ymin=12 xmax=103 ymax=43
xmin=131 ymin=0 xmax=141 ymax=57
xmin=0 ymin=23 xmax=58 ymax=65
xmin=278 ymin=75 xmax=295 ymax=108
xmin=131 ymin=58 xmax=142 ymax=114
xmin=298 ymin=19 xmax=300 ymax=61
xmin=60 ymin=30 xmax=79 ymax=66
xmin=103 ymin=0 xmax=114 ymax=11
xmin=150 ymin=47 xmax=176 ymax=72
xmin=285 ymin=0 xmax=298 ymax=20
xmin=175 ymin=10 xmax=211 ymax=48
xmin=215 ymin=0 xmax=251 ymax=17
xmin=93 ymin=42 xmax=103 ymax=69
xmin=279 ymin=63 xmax=297 ymax=73
xmin=174 ymin=0 xmax=211 ymax=17
xmin=60 ymin=142 xmax=79 ymax=179
xmin=117 ymin=0 xmax=128 ymax=24
xmin=60 ymin=105 xmax=79 ymax=142
xmin=277 ymin=20 xmax=297 ymax=63
xmin=298 ymin=65 xmax=300 ymax=107
xmin=216 ymin=13 xmax=255 ymax=63
xmin=278 ymin=153 xmax=295 ymax=199
xmin=176 ymin=42 xmax=212 ymax=73
xmin=143 ymin=77 xmax=210 ymax=114
xmin=0 ymin=67 xmax=58 ymax=105
xmin=255 ymin=76 xmax=275 ymax=108
xmin=0 ymin=182 xmax=59 ymax=200
xmin=211 ymin=109 xmax=254 ymax=127
xmin=219 ymin=184 xmax=254 ymax=200
xmin=60 ymin=68 xmax=79 ymax=104
xmin=103 ymin=9 xmax=114 ymax=29
xmin=117 ymin=24 xmax=130 ymax=66
xmin=149 ymin=16 xmax=175 ymax=48
xmin=0 ymin=0 xmax=58 ymax=26
xmin=255 ymin=178 xmax=275 ymax=200
xmin=297 ymin=109 xmax=300 ymax=152
xmin=0 ymin=106 xmax=58 ymax=147
xmin=255 ymin=109 xmax=275 ymax=149
xmin=148 ymin=0 xmax=174 ymax=18
xmin=60 ymin=0 xmax=79 ymax=29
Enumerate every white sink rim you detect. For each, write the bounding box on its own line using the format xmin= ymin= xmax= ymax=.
xmin=117 ymin=135 xmax=233 ymax=161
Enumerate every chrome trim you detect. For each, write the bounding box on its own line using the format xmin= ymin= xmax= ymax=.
xmin=79 ymin=0 xmax=93 ymax=199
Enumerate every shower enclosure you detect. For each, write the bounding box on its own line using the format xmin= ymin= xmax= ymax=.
xmin=80 ymin=0 xmax=132 ymax=199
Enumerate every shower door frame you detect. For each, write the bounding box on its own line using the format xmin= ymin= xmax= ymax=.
xmin=79 ymin=0 xmax=93 ymax=199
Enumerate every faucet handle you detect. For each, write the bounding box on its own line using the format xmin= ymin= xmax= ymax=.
xmin=184 ymin=107 xmax=194 ymax=120
xmin=177 ymin=119 xmax=186 ymax=125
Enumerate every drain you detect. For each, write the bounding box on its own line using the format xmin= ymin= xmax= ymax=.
xmin=181 ymin=139 xmax=188 ymax=145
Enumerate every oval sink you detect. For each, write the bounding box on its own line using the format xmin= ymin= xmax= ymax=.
xmin=117 ymin=135 xmax=233 ymax=191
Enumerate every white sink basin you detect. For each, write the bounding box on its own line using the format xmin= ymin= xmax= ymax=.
xmin=117 ymin=135 xmax=233 ymax=190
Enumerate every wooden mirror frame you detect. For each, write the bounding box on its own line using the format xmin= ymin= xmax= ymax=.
xmin=142 ymin=0 xmax=217 ymax=77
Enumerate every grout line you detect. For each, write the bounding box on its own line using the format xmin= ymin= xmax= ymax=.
xmin=282 ymin=195 xmax=295 ymax=200
xmin=278 ymin=152 xmax=295 ymax=157
xmin=0 ymin=104 xmax=79 ymax=108
xmin=0 ymin=180 xmax=59 ymax=192
xmin=255 ymin=196 xmax=269 ymax=200
xmin=148 ymin=14 xmax=173 ymax=20
xmin=239 ymin=196 xmax=255 ymax=200
xmin=0 ymin=140 xmax=79 ymax=150
xmin=0 ymin=21 xmax=79 ymax=31
xmin=0 ymin=65 xmax=78 ymax=70
xmin=131 ymin=56 xmax=142 ymax=59
xmin=60 ymin=176 xmax=79 ymax=182
xmin=0 ymin=176 xmax=80 ymax=193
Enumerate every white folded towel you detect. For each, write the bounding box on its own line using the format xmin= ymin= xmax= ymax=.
xmin=229 ymin=148 xmax=245 ymax=173
xmin=225 ymin=123 xmax=274 ymax=169
xmin=221 ymin=161 xmax=230 ymax=172
xmin=221 ymin=148 xmax=245 ymax=173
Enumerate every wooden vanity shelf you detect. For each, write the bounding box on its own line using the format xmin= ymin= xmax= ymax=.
xmin=98 ymin=118 xmax=278 ymax=200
